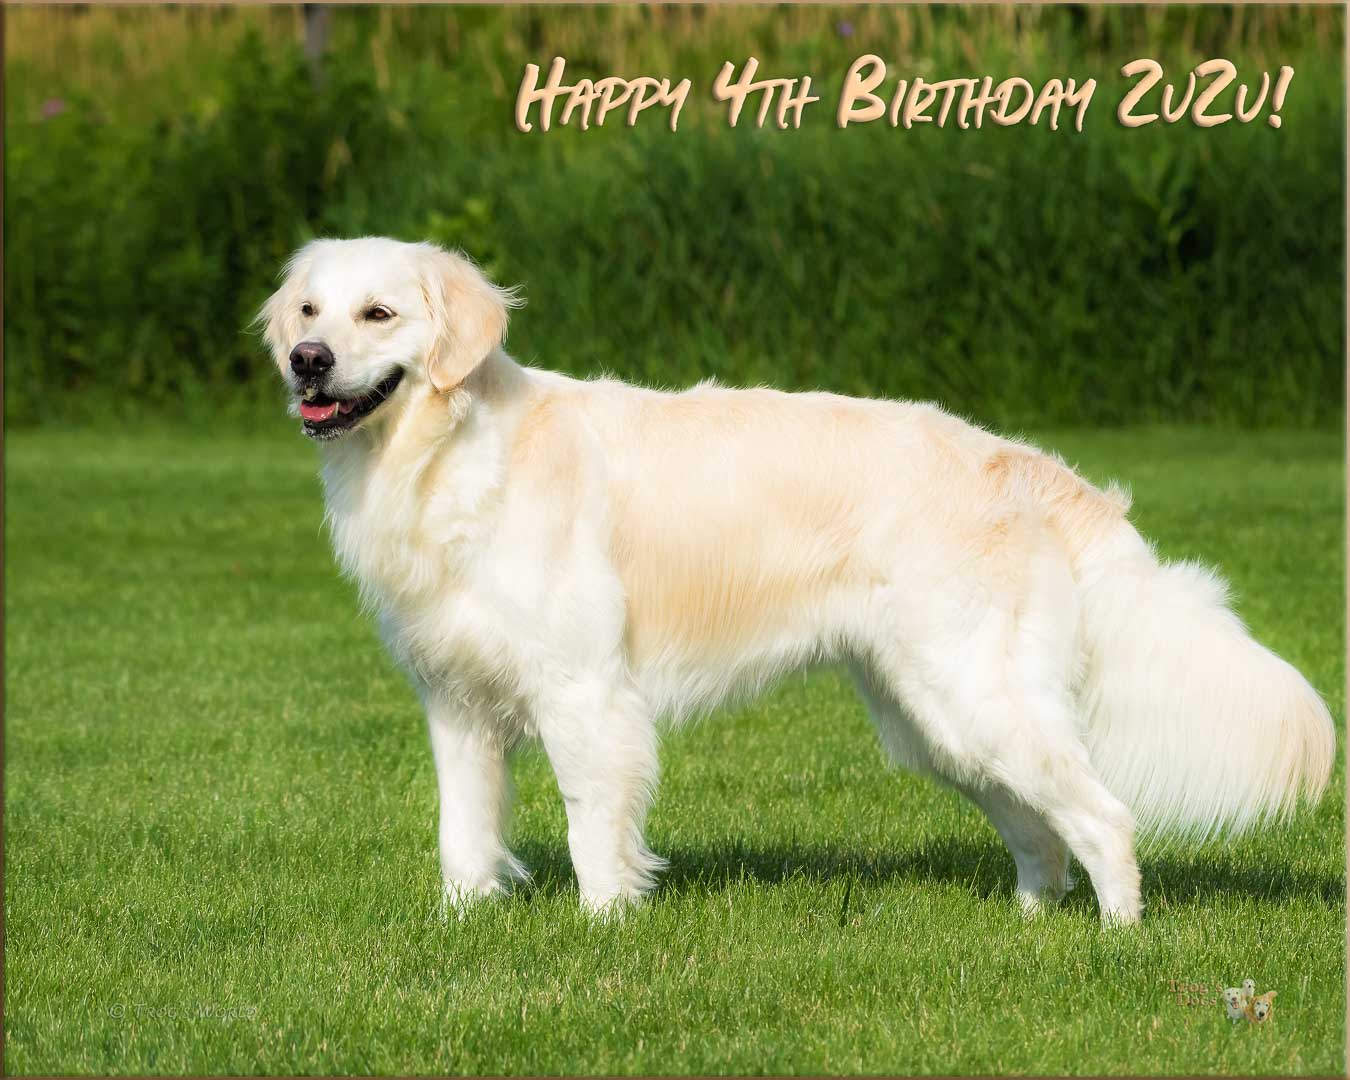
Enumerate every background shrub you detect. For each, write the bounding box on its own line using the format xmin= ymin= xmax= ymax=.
xmin=4 ymin=5 xmax=1344 ymax=427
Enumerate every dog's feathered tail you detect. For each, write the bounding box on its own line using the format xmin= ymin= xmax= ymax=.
xmin=1002 ymin=449 xmax=1336 ymax=842
xmin=1077 ymin=540 xmax=1334 ymax=840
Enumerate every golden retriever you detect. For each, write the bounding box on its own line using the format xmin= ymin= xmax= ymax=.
xmin=258 ymin=237 xmax=1334 ymax=923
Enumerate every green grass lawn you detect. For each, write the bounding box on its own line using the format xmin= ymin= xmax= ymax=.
xmin=4 ymin=423 xmax=1344 ymax=1076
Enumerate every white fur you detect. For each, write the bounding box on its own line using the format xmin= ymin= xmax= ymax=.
xmin=259 ymin=237 xmax=1335 ymax=924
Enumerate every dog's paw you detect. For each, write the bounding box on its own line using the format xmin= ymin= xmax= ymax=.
xmin=1016 ymin=891 xmax=1052 ymax=917
xmin=439 ymin=879 xmax=511 ymax=922
xmin=578 ymin=887 xmax=648 ymax=922
xmin=1098 ymin=904 xmax=1142 ymax=929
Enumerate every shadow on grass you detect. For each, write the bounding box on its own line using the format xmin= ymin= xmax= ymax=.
xmin=512 ymin=835 xmax=1343 ymax=913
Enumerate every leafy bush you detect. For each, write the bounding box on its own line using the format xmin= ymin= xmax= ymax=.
xmin=4 ymin=7 xmax=1344 ymax=427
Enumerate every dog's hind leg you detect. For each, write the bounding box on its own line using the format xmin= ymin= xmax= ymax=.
xmin=851 ymin=660 xmax=941 ymax=778
xmin=957 ymin=783 xmax=1074 ymax=914
xmin=866 ymin=518 xmax=1142 ymax=924
xmin=853 ymin=664 xmax=1073 ymax=915
xmin=537 ymin=676 xmax=666 ymax=914
xmin=876 ymin=652 xmax=1141 ymax=923
xmin=987 ymin=729 xmax=1139 ymax=924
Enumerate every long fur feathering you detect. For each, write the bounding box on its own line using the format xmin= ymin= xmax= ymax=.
xmin=1074 ymin=532 xmax=1335 ymax=842
xmin=992 ymin=446 xmax=1334 ymax=844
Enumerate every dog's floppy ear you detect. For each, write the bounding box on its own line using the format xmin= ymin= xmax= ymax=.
xmin=255 ymin=244 xmax=318 ymax=375
xmin=418 ymin=244 xmax=522 ymax=394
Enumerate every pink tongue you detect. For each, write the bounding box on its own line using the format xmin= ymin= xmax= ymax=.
xmin=300 ymin=400 xmax=339 ymax=422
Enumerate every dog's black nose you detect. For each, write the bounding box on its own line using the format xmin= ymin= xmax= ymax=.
xmin=289 ymin=341 xmax=335 ymax=379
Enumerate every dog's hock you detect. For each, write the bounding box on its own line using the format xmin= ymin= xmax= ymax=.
xmin=420 ymin=245 xmax=522 ymax=394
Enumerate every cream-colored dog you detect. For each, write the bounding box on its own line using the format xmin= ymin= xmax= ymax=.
xmin=259 ymin=237 xmax=1334 ymax=924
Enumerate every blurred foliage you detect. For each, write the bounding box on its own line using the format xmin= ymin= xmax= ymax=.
xmin=4 ymin=5 xmax=1344 ymax=426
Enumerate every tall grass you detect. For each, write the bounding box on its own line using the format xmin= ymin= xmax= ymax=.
xmin=4 ymin=5 xmax=1344 ymax=427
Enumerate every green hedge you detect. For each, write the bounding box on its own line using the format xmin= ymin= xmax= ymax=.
xmin=5 ymin=8 xmax=1344 ymax=427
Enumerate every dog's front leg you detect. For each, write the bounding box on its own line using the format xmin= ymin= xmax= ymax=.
xmin=538 ymin=679 xmax=665 ymax=915
xmin=425 ymin=697 xmax=526 ymax=914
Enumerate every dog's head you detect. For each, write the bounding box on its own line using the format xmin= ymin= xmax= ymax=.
xmin=257 ymin=237 xmax=521 ymax=440
xmin=1250 ymin=991 xmax=1276 ymax=1022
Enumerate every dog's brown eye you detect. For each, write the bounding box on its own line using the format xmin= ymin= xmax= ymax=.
xmin=301 ymin=302 xmax=316 ymax=317
xmin=365 ymin=305 xmax=395 ymax=322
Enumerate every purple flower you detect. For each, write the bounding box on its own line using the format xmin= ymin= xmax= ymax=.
xmin=837 ymin=20 xmax=855 ymax=38
xmin=40 ymin=97 xmax=66 ymax=120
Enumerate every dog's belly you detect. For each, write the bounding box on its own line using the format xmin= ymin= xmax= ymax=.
xmin=625 ymin=580 xmax=871 ymax=723
xmin=632 ymin=638 xmax=831 ymax=725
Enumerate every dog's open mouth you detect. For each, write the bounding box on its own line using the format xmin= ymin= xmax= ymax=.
xmin=299 ymin=370 xmax=404 ymax=439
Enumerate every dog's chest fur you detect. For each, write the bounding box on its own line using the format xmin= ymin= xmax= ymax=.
xmin=316 ymin=399 xmax=549 ymax=722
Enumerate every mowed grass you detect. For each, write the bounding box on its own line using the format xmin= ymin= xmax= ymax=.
xmin=4 ymin=422 xmax=1344 ymax=1076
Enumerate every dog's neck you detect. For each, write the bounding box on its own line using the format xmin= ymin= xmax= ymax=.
xmin=320 ymin=348 xmax=528 ymax=474
xmin=315 ymin=349 xmax=533 ymax=608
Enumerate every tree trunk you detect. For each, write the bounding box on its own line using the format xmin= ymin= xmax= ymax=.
xmin=303 ymin=4 xmax=329 ymax=92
